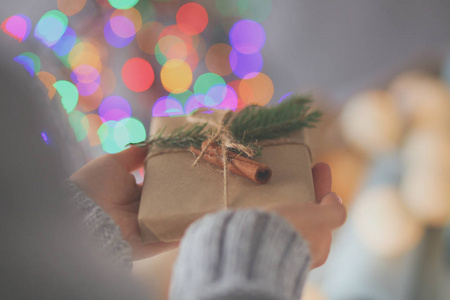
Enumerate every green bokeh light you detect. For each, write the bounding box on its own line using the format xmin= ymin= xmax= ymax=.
xmin=108 ymin=0 xmax=140 ymax=10
xmin=194 ymin=73 xmax=225 ymax=95
xmin=169 ymin=90 xmax=193 ymax=106
xmin=215 ymin=0 xmax=240 ymax=17
xmin=154 ymin=43 xmax=167 ymax=66
xmin=53 ymin=80 xmax=78 ymax=113
xmin=238 ymin=0 xmax=272 ymax=22
xmin=98 ymin=118 xmax=146 ymax=154
xmin=68 ymin=110 xmax=88 ymax=141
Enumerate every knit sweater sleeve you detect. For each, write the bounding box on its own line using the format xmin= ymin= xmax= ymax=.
xmin=65 ymin=181 xmax=133 ymax=269
xmin=170 ymin=209 xmax=311 ymax=300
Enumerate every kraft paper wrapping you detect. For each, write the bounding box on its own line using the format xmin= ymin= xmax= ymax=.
xmin=138 ymin=110 xmax=315 ymax=243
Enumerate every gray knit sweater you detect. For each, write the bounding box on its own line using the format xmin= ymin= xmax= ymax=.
xmin=68 ymin=182 xmax=311 ymax=300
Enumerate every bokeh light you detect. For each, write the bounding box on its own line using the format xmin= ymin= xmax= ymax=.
xmin=108 ymin=0 xmax=139 ymax=10
xmin=78 ymin=86 xmax=104 ymax=111
xmin=121 ymin=57 xmax=154 ymax=92
xmin=111 ymin=8 xmax=142 ymax=33
xmin=159 ymin=25 xmax=193 ymax=54
xmin=205 ymin=43 xmax=232 ymax=76
xmin=34 ymin=10 xmax=68 ymax=47
xmin=229 ymin=19 xmax=266 ymax=54
xmin=215 ymin=0 xmax=240 ymax=17
xmin=194 ymin=72 xmax=225 ymax=95
xmin=13 ymin=52 xmax=40 ymax=77
xmin=1 ymin=14 xmax=31 ymax=42
xmin=160 ymin=59 xmax=193 ymax=94
xmin=37 ymin=71 xmax=57 ymax=99
xmin=229 ymin=49 xmax=263 ymax=79
xmin=99 ymin=95 xmax=132 ymax=122
xmin=238 ymin=0 xmax=272 ymax=22
xmin=57 ymin=0 xmax=87 ymax=16
xmin=51 ymin=26 xmax=77 ymax=57
xmin=71 ymin=64 xmax=100 ymax=96
xmin=239 ymin=72 xmax=273 ymax=106
xmin=137 ymin=22 xmax=164 ymax=54
xmin=3 ymin=0 xmax=279 ymax=158
xmin=279 ymin=92 xmax=294 ymax=103
xmin=68 ymin=110 xmax=89 ymax=141
xmin=152 ymin=96 xmax=184 ymax=117
xmin=176 ymin=3 xmax=208 ymax=35
xmin=54 ymin=80 xmax=79 ymax=113
xmin=68 ymin=41 xmax=102 ymax=72
xmin=98 ymin=117 xmax=146 ymax=153
xmin=156 ymin=35 xmax=188 ymax=63
xmin=104 ymin=16 xmax=135 ymax=48
xmin=84 ymin=114 xmax=103 ymax=146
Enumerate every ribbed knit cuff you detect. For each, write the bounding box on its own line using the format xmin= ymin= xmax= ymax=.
xmin=170 ymin=209 xmax=311 ymax=300
xmin=65 ymin=181 xmax=133 ymax=270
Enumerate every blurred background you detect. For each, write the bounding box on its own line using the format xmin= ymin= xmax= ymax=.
xmin=2 ymin=1 xmax=450 ymax=299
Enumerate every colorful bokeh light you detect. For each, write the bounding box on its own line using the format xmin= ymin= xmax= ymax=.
xmin=54 ymin=80 xmax=79 ymax=113
xmin=239 ymin=72 xmax=273 ymax=106
xmin=51 ymin=26 xmax=77 ymax=57
xmin=152 ymin=96 xmax=184 ymax=117
xmin=13 ymin=52 xmax=40 ymax=77
xmin=1 ymin=14 xmax=31 ymax=42
xmin=98 ymin=117 xmax=146 ymax=153
xmin=229 ymin=19 xmax=266 ymax=54
xmin=2 ymin=1 xmax=279 ymax=157
xmin=121 ymin=57 xmax=154 ymax=92
xmin=108 ymin=0 xmax=139 ymax=10
xmin=205 ymin=43 xmax=232 ymax=76
xmin=104 ymin=16 xmax=135 ymax=48
xmin=194 ymin=73 xmax=225 ymax=95
xmin=57 ymin=0 xmax=87 ymax=16
xmin=34 ymin=10 xmax=68 ymax=47
xmin=229 ymin=49 xmax=263 ymax=79
xmin=161 ymin=59 xmax=193 ymax=94
xmin=37 ymin=71 xmax=57 ymax=99
xmin=99 ymin=95 xmax=132 ymax=122
xmin=176 ymin=3 xmax=208 ymax=35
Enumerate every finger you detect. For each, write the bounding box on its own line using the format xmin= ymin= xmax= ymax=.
xmin=110 ymin=146 xmax=147 ymax=172
xmin=318 ymin=192 xmax=346 ymax=228
xmin=312 ymin=162 xmax=332 ymax=202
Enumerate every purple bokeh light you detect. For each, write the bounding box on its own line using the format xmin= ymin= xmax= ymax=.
xmin=99 ymin=95 xmax=132 ymax=122
xmin=229 ymin=19 xmax=266 ymax=54
xmin=152 ymin=96 xmax=184 ymax=117
xmin=229 ymin=49 xmax=263 ymax=79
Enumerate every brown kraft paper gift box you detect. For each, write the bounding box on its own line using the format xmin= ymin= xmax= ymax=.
xmin=138 ymin=109 xmax=315 ymax=243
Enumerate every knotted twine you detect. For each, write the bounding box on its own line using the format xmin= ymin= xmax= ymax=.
xmin=145 ymin=110 xmax=312 ymax=208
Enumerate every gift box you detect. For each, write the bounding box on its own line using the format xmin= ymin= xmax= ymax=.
xmin=138 ymin=97 xmax=320 ymax=243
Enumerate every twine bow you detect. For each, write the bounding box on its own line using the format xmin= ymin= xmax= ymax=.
xmin=191 ymin=110 xmax=255 ymax=207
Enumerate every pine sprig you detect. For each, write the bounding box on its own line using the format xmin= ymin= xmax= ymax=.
xmin=133 ymin=95 xmax=321 ymax=156
xmin=230 ymin=95 xmax=321 ymax=144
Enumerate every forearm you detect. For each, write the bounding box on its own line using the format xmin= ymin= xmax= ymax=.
xmin=170 ymin=209 xmax=311 ymax=300
xmin=65 ymin=181 xmax=133 ymax=269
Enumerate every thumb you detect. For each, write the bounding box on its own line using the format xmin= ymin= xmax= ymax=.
xmin=318 ymin=192 xmax=347 ymax=229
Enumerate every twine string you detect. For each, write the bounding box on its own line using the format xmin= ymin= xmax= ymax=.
xmin=145 ymin=110 xmax=312 ymax=208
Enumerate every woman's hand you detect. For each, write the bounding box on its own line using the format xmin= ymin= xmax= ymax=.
xmin=70 ymin=146 xmax=178 ymax=260
xmin=265 ymin=163 xmax=347 ymax=269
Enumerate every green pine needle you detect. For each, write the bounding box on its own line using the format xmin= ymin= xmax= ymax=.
xmin=230 ymin=95 xmax=322 ymax=144
xmin=132 ymin=95 xmax=321 ymax=156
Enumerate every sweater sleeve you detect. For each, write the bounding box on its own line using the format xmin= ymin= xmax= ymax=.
xmin=65 ymin=181 xmax=133 ymax=270
xmin=170 ymin=209 xmax=311 ymax=300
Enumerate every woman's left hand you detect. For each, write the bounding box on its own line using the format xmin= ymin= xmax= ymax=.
xmin=70 ymin=146 xmax=178 ymax=260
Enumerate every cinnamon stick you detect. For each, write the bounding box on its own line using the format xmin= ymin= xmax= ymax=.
xmin=190 ymin=142 xmax=272 ymax=184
